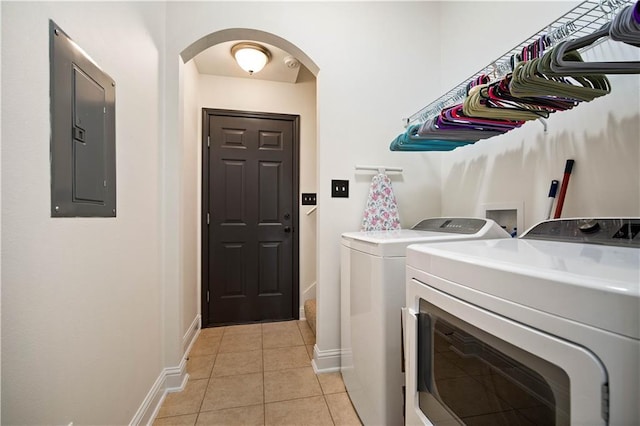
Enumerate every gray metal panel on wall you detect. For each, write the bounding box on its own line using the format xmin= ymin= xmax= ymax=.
xmin=50 ymin=20 xmax=116 ymax=217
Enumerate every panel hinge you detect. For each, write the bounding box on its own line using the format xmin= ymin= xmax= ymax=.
xmin=207 ymin=213 xmax=210 ymax=225
xmin=207 ymin=291 xmax=210 ymax=303
xmin=207 ymin=136 xmax=210 ymax=148
xmin=602 ymin=382 xmax=609 ymax=423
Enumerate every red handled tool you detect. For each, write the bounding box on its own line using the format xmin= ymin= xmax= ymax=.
xmin=554 ymin=159 xmax=575 ymax=219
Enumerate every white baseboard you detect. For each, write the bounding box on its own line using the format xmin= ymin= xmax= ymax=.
xmin=302 ymin=281 xmax=316 ymax=300
xmin=129 ymin=364 xmax=190 ymax=426
xmin=299 ymin=306 xmax=306 ymax=320
xmin=311 ymin=344 xmax=341 ymax=374
xmin=129 ymin=367 xmax=167 ymax=426
xmin=183 ymin=315 xmax=201 ymax=355
xmin=130 ymin=316 xmax=201 ymax=425
xmin=164 ymin=359 xmax=189 ymax=391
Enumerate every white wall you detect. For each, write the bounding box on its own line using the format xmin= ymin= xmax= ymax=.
xmin=437 ymin=2 xmax=640 ymax=227
xmin=182 ymin=59 xmax=200 ymax=350
xmin=6 ymin=3 xmax=633 ymax=423
xmin=0 ymin=2 xmax=3 ymax=422
xmin=192 ymin=67 xmax=318 ymax=317
xmin=1 ymin=2 xmax=167 ymax=424
xmin=438 ymin=2 xmax=582 ymax=89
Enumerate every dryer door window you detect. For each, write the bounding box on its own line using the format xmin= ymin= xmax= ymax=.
xmin=418 ymin=309 xmax=569 ymax=425
xmin=414 ymin=281 xmax=608 ymax=426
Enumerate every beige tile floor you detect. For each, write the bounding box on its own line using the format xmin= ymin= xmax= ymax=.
xmin=153 ymin=320 xmax=362 ymax=426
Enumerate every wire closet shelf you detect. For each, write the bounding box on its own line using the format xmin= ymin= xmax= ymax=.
xmin=403 ymin=0 xmax=634 ymax=127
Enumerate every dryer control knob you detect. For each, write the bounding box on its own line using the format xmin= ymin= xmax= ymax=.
xmin=578 ymin=219 xmax=600 ymax=233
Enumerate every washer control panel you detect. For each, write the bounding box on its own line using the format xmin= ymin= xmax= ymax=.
xmin=522 ymin=218 xmax=640 ymax=247
xmin=412 ymin=218 xmax=487 ymax=234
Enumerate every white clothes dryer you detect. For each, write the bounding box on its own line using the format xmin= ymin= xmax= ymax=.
xmin=404 ymin=218 xmax=640 ymax=426
xmin=340 ymin=218 xmax=509 ymax=426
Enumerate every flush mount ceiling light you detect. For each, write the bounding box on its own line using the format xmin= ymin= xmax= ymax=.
xmin=231 ymin=42 xmax=271 ymax=75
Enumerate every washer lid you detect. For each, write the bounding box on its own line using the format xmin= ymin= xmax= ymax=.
xmin=407 ymin=238 xmax=640 ymax=339
xmin=341 ymin=218 xmax=510 ymax=257
xmin=341 ymin=229 xmax=466 ymax=257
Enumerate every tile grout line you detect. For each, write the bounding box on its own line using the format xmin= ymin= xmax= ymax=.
xmin=314 ymin=363 xmax=336 ymax=425
xmin=262 ymin=323 xmax=267 ymax=425
xmin=299 ymin=320 xmax=337 ymax=426
xmin=195 ymin=326 xmax=226 ymax=424
xmin=323 ymin=393 xmax=337 ymax=426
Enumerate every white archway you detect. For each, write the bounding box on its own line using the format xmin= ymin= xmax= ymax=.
xmin=174 ymin=27 xmax=320 ymax=364
xmin=180 ymin=28 xmax=319 ymax=77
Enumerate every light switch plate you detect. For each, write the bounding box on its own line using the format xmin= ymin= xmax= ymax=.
xmin=302 ymin=193 xmax=317 ymax=205
xmin=331 ymin=180 xmax=349 ymax=198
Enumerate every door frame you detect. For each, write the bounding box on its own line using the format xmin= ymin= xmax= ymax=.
xmin=201 ymin=108 xmax=300 ymax=327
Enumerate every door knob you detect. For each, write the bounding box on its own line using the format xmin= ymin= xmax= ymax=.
xmin=284 ymin=226 xmax=292 ymax=233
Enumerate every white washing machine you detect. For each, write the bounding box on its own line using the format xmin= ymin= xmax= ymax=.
xmin=404 ymin=218 xmax=640 ymax=426
xmin=340 ymin=218 xmax=510 ymax=426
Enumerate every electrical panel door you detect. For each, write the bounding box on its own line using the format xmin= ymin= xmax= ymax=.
xmin=50 ymin=20 xmax=116 ymax=217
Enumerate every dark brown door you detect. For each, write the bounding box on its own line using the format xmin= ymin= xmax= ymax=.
xmin=202 ymin=109 xmax=299 ymax=327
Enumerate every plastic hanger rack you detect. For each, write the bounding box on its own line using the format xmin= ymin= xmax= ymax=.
xmin=403 ymin=0 xmax=635 ymax=128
